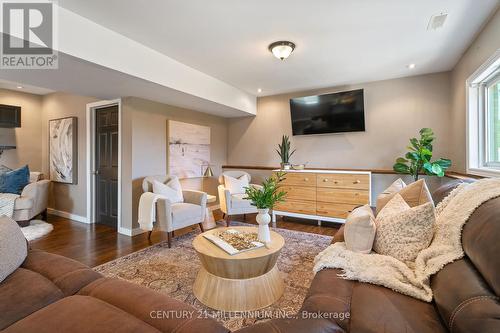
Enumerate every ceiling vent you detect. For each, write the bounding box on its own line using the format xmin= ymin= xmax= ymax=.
xmin=427 ymin=13 xmax=448 ymax=30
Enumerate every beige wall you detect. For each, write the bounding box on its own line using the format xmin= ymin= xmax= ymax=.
xmin=120 ymin=97 xmax=228 ymax=230
xmin=228 ymin=73 xmax=452 ymax=170
xmin=449 ymin=9 xmax=500 ymax=172
xmin=41 ymin=92 xmax=98 ymax=217
xmin=0 ymin=89 xmax=43 ymax=171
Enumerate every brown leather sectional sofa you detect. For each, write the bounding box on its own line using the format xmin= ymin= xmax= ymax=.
xmin=239 ymin=180 xmax=500 ymax=333
xmin=0 ymin=249 xmax=228 ymax=333
xmin=2 ymin=180 xmax=498 ymax=333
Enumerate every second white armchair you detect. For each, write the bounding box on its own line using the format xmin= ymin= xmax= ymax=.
xmin=218 ymin=171 xmax=262 ymax=226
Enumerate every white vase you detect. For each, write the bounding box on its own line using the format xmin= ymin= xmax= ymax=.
xmin=256 ymin=208 xmax=271 ymax=243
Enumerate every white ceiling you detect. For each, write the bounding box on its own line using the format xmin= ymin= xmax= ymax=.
xmin=58 ymin=0 xmax=499 ymax=96
xmin=0 ymin=79 xmax=54 ymax=95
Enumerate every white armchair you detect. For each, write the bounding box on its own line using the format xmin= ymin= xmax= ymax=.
xmin=13 ymin=172 xmax=50 ymax=226
xmin=142 ymin=175 xmax=207 ymax=247
xmin=218 ymin=171 xmax=262 ymax=227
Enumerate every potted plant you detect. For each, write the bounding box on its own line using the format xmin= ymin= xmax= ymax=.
xmin=244 ymin=172 xmax=286 ymax=242
xmin=276 ymin=135 xmax=295 ymax=170
xmin=393 ymin=128 xmax=451 ymax=181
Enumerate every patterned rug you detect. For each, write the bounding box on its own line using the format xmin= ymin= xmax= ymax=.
xmin=94 ymin=223 xmax=333 ymax=331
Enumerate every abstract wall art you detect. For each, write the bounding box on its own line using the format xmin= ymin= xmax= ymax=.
xmin=49 ymin=117 xmax=78 ymax=184
xmin=168 ymin=120 xmax=210 ymax=178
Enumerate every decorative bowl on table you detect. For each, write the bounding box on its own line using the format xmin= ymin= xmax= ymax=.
xmin=291 ymin=164 xmax=305 ymax=170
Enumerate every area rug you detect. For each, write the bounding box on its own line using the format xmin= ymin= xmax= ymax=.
xmin=22 ymin=220 xmax=53 ymax=241
xmin=94 ymin=223 xmax=333 ymax=331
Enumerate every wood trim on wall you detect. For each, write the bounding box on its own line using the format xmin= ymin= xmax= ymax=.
xmin=221 ymin=165 xmax=484 ymax=180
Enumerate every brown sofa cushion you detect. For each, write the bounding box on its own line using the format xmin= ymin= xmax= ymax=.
xmin=21 ymin=249 xmax=102 ymax=296
xmin=0 ymin=268 xmax=64 ymax=330
xmin=79 ymin=277 xmax=228 ymax=333
xmin=2 ymin=295 xmax=161 ymax=333
xmin=349 ymin=282 xmax=447 ymax=333
xmin=302 ymin=268 xmax=447 ymax=333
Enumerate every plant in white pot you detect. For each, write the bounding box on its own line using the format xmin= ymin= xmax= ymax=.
xmin=244 ymin=173 xmax=286 ymax=243
xmin=276 ymin=135 xmax=295 ymax=170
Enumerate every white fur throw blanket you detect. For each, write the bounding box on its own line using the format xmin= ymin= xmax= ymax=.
xmin=314 ymin=178 xmax=500 ymax=302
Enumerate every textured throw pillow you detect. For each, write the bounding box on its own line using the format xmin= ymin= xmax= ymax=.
xmin=344 ymin=205 xmax=376 ymax=253
xmin=152 ymin=178 xmax=184 ymax=203
xmin=376 ymin=179 xmax=433 ymax=213
xmin=224 ymin=174 xmax=249 ymax=194
xmin=374 ymin=194 xmax=435 ymax=262
xmin=0 ymin=165 xmax=30 ymax=195
xmin=376 ymin=178 xmax=406 ymax=213
xmin=0 ymin=216 xmax=27 ymax=282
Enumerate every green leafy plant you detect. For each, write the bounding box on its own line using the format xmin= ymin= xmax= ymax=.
xmin=244 ymin=172 xmax=287 ymax=209
xmin=276 ymin=135 xmax=295 ymax=167
xmin=393 ymin=128 xmax=451 ymax=181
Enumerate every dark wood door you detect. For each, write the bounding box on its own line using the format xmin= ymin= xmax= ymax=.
xmin=95 ymin=106 xmax=119 ymax=228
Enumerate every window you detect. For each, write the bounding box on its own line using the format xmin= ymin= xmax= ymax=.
xmin=486 ymin=77 xmax=500 ymax=167
xmin=467 ymin=50 xmax=500 ymax=177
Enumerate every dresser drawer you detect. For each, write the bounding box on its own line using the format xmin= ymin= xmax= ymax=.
xmin=316 ymin=202 xmax=361 ymax=219
xmin=317 ymin=173 xmax=370 ymax=190
xmin=274 ymin=200 xmax=316 ymax=215
xmin=280 ymin=172 xmax=317 ymax=187
xmin=280 ymin=186 xmax=316 ymax=201
xmin=317 ymin=188 xmax=369 ymax=205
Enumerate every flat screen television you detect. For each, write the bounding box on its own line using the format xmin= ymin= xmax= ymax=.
xmin=289 ymin=89 xmax=365 ymax=135
xmin=0 ymin=104 xmax=21 ymax=128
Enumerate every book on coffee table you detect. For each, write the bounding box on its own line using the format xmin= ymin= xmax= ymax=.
xmin=203 ymin=229 xmax=265 ymax=255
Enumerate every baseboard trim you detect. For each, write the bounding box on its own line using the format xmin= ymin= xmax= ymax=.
xmin=47 ymin=208 xmax=89 ymax=224
xmin=118 ymin=226 xmax=147 ymax=237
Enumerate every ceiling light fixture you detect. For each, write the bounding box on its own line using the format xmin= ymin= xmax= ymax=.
xmin=407 ymin=63 xmax=416 ymax=69
xmin=257 ymin=88 xmax=262 ymax=93
xmin=16 ymin=86 xmax=23 ymax=89
xmin=268 ymin=41 xmax=296 ymax=60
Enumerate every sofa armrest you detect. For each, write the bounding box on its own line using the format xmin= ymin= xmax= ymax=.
xmin=78 ymin=278 xmax=228 ymax=333
xmin=234 ymin=318 xmax=344 ymax=333
xmin=218 ymin=185 xmax=231 ymax=214
xmin=155 ymin=198 xmax=173 ymax=232
xmin=19 ymin=180 xmax=50 ymax=216
xmin=182 ymin=190 xmax=207 ymax=206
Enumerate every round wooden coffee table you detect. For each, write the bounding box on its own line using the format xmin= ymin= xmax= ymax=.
xmin=192 ymin=226 xmax=285 ymax=311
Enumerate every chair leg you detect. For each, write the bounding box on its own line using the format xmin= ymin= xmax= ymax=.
xmin=243 ymin=214 xmax=246 ymax=221
xmin=225 ymin=215 xmax=231 ymax=227
xmin=222 ymin=213 xmax=226 ymax=219
xmin=147 ymin=231 xmax=152 ymax=240
xmin=41 ymin=209 xmax=48 ymax=220
xmin=171 ymin=230 xmax=174 ymax=237
xmin=198 ymin=222 xmax=204 ymax=232
xmin=167 ymin=232 xmax=172 ymax=248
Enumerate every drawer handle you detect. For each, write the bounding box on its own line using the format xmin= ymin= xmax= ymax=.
xmin=355 ymin=193 xmax=359 ymax=196
xmin=353 ymin=180 xmax=361 ymax=184
xmin=304 ymin=178 xmax=309 ymax=181
xmin=323 ymin=179 xmax=328 ymax=182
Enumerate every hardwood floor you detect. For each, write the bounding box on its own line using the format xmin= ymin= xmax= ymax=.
xmin=31 ymin=212 xmax=340 ymax=267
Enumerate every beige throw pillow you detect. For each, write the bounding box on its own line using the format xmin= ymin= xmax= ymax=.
xmin=0 ymin=216 xmax=27 ymax=282
xmin=344 ymin=205 xmax=376 ymax=254
xmin=376 ymin=179 xmax=433 ymax=213
xmin=376 ymin=178 xmax=406 ymax=213
xmin=224 ymin=174 xmax=249 ymax=194
xmin=153 ymin=178 xmax=184 ymax=203
xmin=374 ymin=194 xmax=435 ymax=262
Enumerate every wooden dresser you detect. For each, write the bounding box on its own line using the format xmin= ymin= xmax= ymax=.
xmin=272 ymin=170 xmax=371 ymax=226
